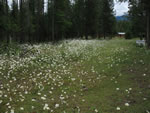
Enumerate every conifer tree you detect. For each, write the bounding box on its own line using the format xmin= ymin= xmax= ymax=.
xmin=100 ymin=0 xmax=115 ymax=39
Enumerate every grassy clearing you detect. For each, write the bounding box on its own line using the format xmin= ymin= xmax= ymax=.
xmin=0 ymin=38 xmax=150 ymax=113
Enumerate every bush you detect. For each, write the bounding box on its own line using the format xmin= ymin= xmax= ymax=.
xmin=125 ymin=31 xmax=133 ymax=39
xmin=0 ymin=43 xmax=21 ymax=56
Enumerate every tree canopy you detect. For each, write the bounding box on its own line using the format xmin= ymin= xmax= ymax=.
xmin=119 ymin=0 xmax=150 ymax=47
xmin=0 ymin=0 xmax=116 ymax=43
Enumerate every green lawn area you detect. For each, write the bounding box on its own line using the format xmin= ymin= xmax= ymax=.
xmin=0 ymin=38 xmax=150 ymax=113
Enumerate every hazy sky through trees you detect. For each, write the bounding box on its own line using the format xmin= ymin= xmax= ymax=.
xmin=8 ymin=0 xmax=129 ymax=16
xmin=114 ymin=0 xmax=129 ymax=16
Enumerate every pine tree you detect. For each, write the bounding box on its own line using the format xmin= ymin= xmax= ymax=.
xmin=99 ymin=0 xmax=115 ymax=39
xmin=73 ymin=0 xmax=85 ymax=38
xmin=84 ymin=0 xmax=99 ymax=39
xmin=11 ymin=0 xmax=20 ymax=41
xmin=0 ymin=0 xmax=5 ymax=39
xmin=128 ymin=0 xmax=146 ymax=37
xmin=119 ymin=0 xmax=150 ymax=47
xmin=35 ymin=0 xmax=45 ymax=42
xmin=0 ymin=0 xmax=10 ymax=43
xmin=0 ymin=0 xmax=119 ymax=43
xmin=54 ymin=0 xmax=72 ymax=40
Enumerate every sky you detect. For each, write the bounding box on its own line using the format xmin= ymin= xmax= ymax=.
xmin=114 ymin=0 xmax=129 ymax=16
xmin=8 ymin=0 xmax=129 ymax=16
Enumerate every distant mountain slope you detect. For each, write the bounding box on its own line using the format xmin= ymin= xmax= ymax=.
xmin=116 ymin=15 xmax=128 ymax=21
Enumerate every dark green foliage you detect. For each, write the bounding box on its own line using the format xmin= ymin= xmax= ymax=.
xmin=0 ymin=0 xmax=9 ymax=42
xmin=72 ymin=0 xmax=86 ymax=38
xmin=116 ymin=19 xmax=130 ymax=33
xmin=84 ymin=0 xmax=100 ymax=39
xmin=119 ymin=0 xmax=150 ymax=47
xmin=0 ymin=0 xmax=117 ymax=43
xmin=128 ymin=1 xmax=146 ymax=37
xmin=125 ymin=30 xmax=133 ymax=39
xmin=54 ymin=0 xmax=72 ymax=40
xmin=99 ymin=0 xmax=116 ymax=39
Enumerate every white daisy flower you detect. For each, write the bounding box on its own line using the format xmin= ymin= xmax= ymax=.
xmin=116 ymin=107 xmax=120 ymax=110
xmin=55 ymin=104 xmax=59 ymax=108
xmin=125 ymin=103 xmax=130 ymax=106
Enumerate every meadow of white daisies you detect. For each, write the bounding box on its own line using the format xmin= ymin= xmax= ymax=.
xmin=0 ymin=38 xmax=150 ymax=113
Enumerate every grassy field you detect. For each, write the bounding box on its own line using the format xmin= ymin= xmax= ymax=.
xmin=0 ymin=38 xmax=150 ymax=113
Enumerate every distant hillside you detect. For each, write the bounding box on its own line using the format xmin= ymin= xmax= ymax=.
xmin=116 ymin=15 xmax=128 ymax=21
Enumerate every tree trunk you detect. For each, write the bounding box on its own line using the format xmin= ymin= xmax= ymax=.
xmin=6 ymin=34 xmax=9 ymax=44
xmin=52 ymin=0 xmax=55 ymax=41
xmin=104 ymin=30 xmax=106 ymax=39
xmin=146 ymin=10 xmax=150 ymax=48
xmin=85 ymin=27 xmax=88 ymax=40
xmin=85 ymin=34 xmax=88 ymax=40
xmin=5 ymin=0 xmax=10 ymax=45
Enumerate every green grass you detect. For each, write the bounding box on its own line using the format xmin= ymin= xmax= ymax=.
xmin=0 ymin=38 xmax=150 ymax=113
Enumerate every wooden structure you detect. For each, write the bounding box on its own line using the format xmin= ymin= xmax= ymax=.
xmin=118 ymin=32 xmax=126 ymax=37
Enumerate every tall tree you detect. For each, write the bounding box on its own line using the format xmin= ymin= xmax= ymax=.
xmin=35 ymin=0 xmax=45 ymax=42
xmin=99 ymin=0 xmax=115 ymax=39
xmin=0 ymin=0 xmax=118 ymax=43
xmin=72 ymin=0 xmax=85 ymax=38
xmin=84 ymin=0 xmax=99 ymax=39
xmin=19 ymin=0 xmax=30 ymax=42
xmin=10 ymin=0 xmax=20 ymax=41
xmin=0 ymin=0 xmax=10 ymax=43
xmin=128 ymin=0 xmax=146 ymax=37
xmin=54 ymin=0 xmax=72 ymax=40
xmin=0 ymin=0 xmax=5 ymax=40
xmin=119 ymin=0 xmax=150 ymax=47
xmin=47 ymin=0 xmax=56 ymax=41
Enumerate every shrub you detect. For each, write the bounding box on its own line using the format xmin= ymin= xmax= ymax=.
xmin=125 ymin=30 xmax=133 ymax=39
